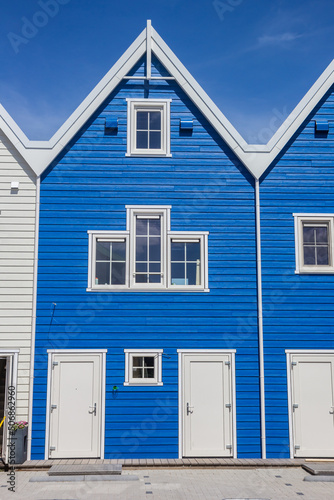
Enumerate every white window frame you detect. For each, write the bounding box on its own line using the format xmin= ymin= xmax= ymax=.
xmin=124 ymin=349 xmax=163 ymax=386
xmin=168 ymin=232 xmax=209 ymax=291
xmin=87 ymin=206 xmax=209 ymax=292
xmin=294 ymin=214 xmax=334 ymax=274
xmin=126 ymin=98 xmax=172 ymax=157
xmin=87 ymin=231 xmax=129 ymax=290
xmin=127 ymin=206 xmax=170 ymax=289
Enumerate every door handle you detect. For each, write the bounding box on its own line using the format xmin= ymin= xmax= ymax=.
xmin=186 ymin=402 xmax=194 ymax=415
xmin=89 ymin=403 xmax=97 ymax=416
xmin=330 ymin=406 xmax=334 ymax=414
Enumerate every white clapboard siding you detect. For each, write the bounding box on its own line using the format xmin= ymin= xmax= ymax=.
xmin=0 ymin=132 xmax=36 ymax=422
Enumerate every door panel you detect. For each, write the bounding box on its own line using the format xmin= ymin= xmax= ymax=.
xmin=49 ymin=353 xmax=102 ymax=459
xmin=182 ymin=353 xmax=233 ymax=457
xmin=291 ymin=354 xmax=334 ymax=457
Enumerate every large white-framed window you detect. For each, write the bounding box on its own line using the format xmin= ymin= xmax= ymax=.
xmin=294 ymin=214 xmax=334 ymax=273
xmin=88 ymin=231 xmax=129 ymax=289
xmin=127 ymin=206 xmax=169 ymax=289
xmin=126 ymin=99 xmax=171 ymax=157
xmin=87 ymin=206 xmax=209 ymax=292
xmin=124 ymin=349 xmax=163 ymax=386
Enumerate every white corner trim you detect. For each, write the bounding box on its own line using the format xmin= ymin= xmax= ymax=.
xmin=27 ymin=175 xmax=40 ymax=461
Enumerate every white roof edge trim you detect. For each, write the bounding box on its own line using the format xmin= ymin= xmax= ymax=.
xmin=0 ymin=22 xmax=333 ymax=179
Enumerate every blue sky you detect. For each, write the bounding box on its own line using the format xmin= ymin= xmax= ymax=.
xmin=0 ymin=0 xmax=334 ymax=143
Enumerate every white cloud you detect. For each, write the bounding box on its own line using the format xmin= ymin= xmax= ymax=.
xmin=258 ymin=32 xmax=303 ymax=46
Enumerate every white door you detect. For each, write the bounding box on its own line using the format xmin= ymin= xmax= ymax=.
xmin=49 ymin=353 xmax=103 ymax=459
xmin=290 ymin=353 xmax=334 ymax=457
xmin=182 ymin=352 xmax=234 ymax=457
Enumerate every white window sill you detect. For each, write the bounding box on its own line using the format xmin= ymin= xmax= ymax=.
xmin=125 ymin=153 xmax=172 ymax=157
xmin=295 ymin=267 xmax=334 ymax=274
xmin=87 ymin=287 xmax=210 ymax=293
xmin=123 ymin=382 xmax=163 ymax=387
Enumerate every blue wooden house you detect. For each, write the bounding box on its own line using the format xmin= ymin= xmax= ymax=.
xmin=30 ymin=22 xmax=261 ymax=460
xmin=19 ymin=21 xmax=334 ymax=460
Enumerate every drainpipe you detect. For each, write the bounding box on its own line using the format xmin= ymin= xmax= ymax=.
xmin=27 ymin=175 xmax=40 ymax=460
xmin=255 ymin=178 xmax=266 ymax=459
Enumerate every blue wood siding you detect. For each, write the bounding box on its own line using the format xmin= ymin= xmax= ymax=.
xmin=261 ymin=86 xmax=334 ymax=458
xmin=32 ymin=55 xmax=259 ymax=459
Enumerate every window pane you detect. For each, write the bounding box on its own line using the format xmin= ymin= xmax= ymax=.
xmin=315 ymin=226 xmax=328 ymax=244
xmin=112 ymin=241 xmax=126 ymax=261
xmin=132 ymin=368 xmax=143 ymax=379
xmin=171 ymin=263 xmax=185 ymax=285
xmin=136 ymin=218 xmax=148 ymax=235
xmin=171 ymin=242 xmax=185 ymax=261
xmin=144 ymin=368 xmax=155 ymax=378
xmin=136 ymin=262 xmax=147 ymax=273
xmin=137 ymin=131 xmax=148 ymax=149
xmin=317 ymin=246 xmax=329 ymax=265
xmin=111 ymin=262 xmax=125 ymax=285
xmin=149 ymin=274 xmax=161 ymax=283
xmin=136 ymin=237 xmax=148 ymax=261
xmin=135 ymin=274 xmax=147 ymax=283
xmin=149 ymin=111 xmax=161 ymax=131
xmin=149 ymin=263 xmax=160 ymax=273
xmin=149 ymin=237 xmax=161 ymax=261
xmin=149 ymin=218 xmax=161 ymax=235
xmin=303 ymin=226 xmax=315 ymax=244
xmin=96 ymin=241 xmax=110 ymax=261
xmin=95 ymin=262 xmax=110 ymax=285
xmin=137 ymin=111 xmax=148 ymax=129
xmin=133 ymin=357 xmax=143 ymax=367
xmin=187 ymin=262 xmax=198 ymax=286
xmin=187 ymin=242 xmax=200 ymax=261
xmin=304 ymin=246 xmax=316 ymax=265
xmin=143 ymin=357 xmax=154 ymax=367
xmin=149 ymin=131 xmax=161 ymax=149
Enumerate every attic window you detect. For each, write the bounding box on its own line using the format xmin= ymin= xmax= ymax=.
xmin=126 ymin=99 xmax=171 ymax=157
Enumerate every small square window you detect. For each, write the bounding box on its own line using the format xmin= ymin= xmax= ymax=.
xmin=126 ymin=99 xmax=171 ymax=157
xmin=124 ymin=350 xmax=163 ymax=386
xmin=294 ymin=215 xmax=334 ymax=273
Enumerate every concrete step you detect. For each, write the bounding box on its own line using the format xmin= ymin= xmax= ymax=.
xmin=303 ymin=463 xmax=334 ymax=476
xmin=48 ymin=464 xmax=122 ymax=476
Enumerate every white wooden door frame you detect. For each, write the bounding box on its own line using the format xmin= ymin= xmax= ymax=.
xmin=177 ymin=349 xmax=237 ymax=459
xmin=0 ymin=350 xmax=19 ymax=463
xmin=44 ymin=349 xmax=107 ymax=460
xmin=286 ymin=349 xmax=334 ymax=458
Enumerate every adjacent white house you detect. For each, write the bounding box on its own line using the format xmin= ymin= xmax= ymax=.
xmin=0 ymin=110 xmax=38 ymax=462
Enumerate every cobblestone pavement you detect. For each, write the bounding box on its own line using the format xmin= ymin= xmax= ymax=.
xmin=1 ymin=467 xmax=334 ymax=499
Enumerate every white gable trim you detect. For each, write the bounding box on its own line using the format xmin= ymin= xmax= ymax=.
xmin=1 ymin=22 xmax=334 ymax=179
